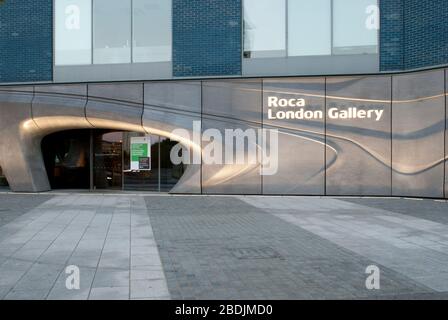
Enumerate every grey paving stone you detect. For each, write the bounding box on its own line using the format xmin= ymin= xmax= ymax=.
xmin=92 ymin=270 xmax=130 ymax=288
xmin=98 ymin=257 xmax=130 ymax=270
xmin=48 ymin=266 xmax=96 ymax=300
xmin=47 ymin=288 xmax=91 ymax=300
xmin=89 ymin=286 xmax=130 ymax=300
xmin=130 ymin=279 xmax=170 ymax=299
xmin=0 ymin=194 xmax=53 ymax=228
xmin=341 ymin=198 xmax=448 ymax=225
xmin=4 ymin=289 xmax=49 ymax=300
xmin=130 ymin=266 xmax=165 ymax=281
xmin=0 ymin=286 xmax=12 ymax=299
xmin=2 ymin=193 xmax=448 ymax=300
xmin=68 ymin=254 xmax=101 ymax=269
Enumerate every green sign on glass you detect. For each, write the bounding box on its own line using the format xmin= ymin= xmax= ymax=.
xmin=131 ymin=143 xmax=148 ymax=162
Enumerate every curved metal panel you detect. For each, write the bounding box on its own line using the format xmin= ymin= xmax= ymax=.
xmin=392 ymin=70 xmax=445 ymax=198
xmin=201 ymin=117 xmax=262 ymax=195
xmin=326 ymin=76 xmax=392 ymax=196
xmin=86 ymin=83 xmax=145 ymax=132
xmin=144 ymin=81 xmax=201 ymax=114
xmin=33 ymin=84 xmax=92 ymax=132
xmin=88 ymin=82 xmax=143 ymax=104
xmin=202 ymin=79 xmax=262 ymax=123
xmin=0 ymin=87 xmax=50 ymax=192
xmin=201 ymin=79 xmax=262 ymax=194
xmin=262 ymin=78 xmax=325 ymax=195
xmin=1 ymin=68 xmax=448 ymax=198
xmin=143 ymin=82 xmax=202 ymax=194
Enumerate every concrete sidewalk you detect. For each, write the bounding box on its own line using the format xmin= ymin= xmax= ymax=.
xmin=0 ymin=193 xmax=447 ymax=300
xmin=0 ymin=194 xmax=169 ymax=300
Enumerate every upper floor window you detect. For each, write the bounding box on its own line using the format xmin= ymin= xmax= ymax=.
xmin=93 ymin=0 xmax=132 ymax=64
xmin=55 ymin=0 xmax=172 ymax=66
xmin=288 ymin=0 xmax=331 ymax=56
xmin=243 ymin=0 xmax=286 ymax=58
xmin=333 ymin=0 xmax=379 ymax=55
xmin=55 ymin=0 xmax=92 ymax=65
xmin=243 ymin=0 xmax=379 ymax=59
xmin=133 ymin=0 xmax=171 ymax=63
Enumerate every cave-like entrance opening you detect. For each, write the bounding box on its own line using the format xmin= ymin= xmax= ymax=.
xmin=41 ymin=129 xmax=184 ymax=192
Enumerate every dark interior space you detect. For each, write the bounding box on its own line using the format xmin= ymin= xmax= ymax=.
xmin=41 ymin=130 xmax=184 ymax=191
xmin=0 ymin=166 xmax=9 ymax=187
xmin=42 ymin=130 xmax=91 ymax=189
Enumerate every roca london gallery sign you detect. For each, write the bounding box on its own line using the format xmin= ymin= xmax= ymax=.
xmin=267 ymin=97 xmax=384 ymax=122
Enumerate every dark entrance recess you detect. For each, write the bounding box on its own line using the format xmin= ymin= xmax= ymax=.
xmin=42 ymin=130 xmax=90 ymax=189
xmin=0 ymin=166 xmax=9 ymax=188
xmin=41 ymin=129 xmax=184 ymax=191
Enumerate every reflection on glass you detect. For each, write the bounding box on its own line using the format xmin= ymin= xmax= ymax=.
xmin=93 ymin=131 xmax=123 ymax=189
xmin=288 ymin=0 xmax=331 ymax=56
xmin=123 ymin=133 xmax=160 ymax=191
xmin=133 ymin=0 xmax=171 ymax=63
xmin=55 ymin=0 xmax=92 ymax=65
xmin=41 ymin=130 xmax=184 ymax=192
xmin=93 ymin=0 xmax=131 ymax=64
xmin=244 ymin=0 xmax=286 ymax=58
xmin=333 ymin=0 xmax=379 ymax=55
xmin=160 ymin=138 xmax=185 ymax=192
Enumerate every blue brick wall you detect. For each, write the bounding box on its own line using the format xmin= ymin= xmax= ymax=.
xmin=380 ymin=0 xmax=448 ymax=71
xmin=403 ymin=0 xmax=448 ymax=70
xmin=1 ymin=0 xmax=446 ymax=81
xmin=172 ymin=0 xmax=242 ymax=77
xmin=0 ymin=0 xmax=53 ymax=83
xmin=380 ymin=0 xmax=404 ymax=71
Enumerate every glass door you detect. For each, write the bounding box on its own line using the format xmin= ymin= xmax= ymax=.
xmin=160 ymin=137 xmax=185 ymax=192
xmin=91 ymin=130 xmax=185 ymax=192
xmin=93 ymin=131 xmax=123 ymax=190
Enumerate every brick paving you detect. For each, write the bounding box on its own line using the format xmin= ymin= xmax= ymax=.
xmin=146 ymin=196 xmax=447 ymax=300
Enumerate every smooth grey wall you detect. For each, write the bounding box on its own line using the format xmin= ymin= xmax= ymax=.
xmin=262 ymin=78 xmax=325 ymax=195
xmin=201 ymin=117 xmax=262 ymax=195
xmin=202 ymin=80 xmax=262 ymax=194
xmin=392 ymin=69 xmax=445 ymax=198
xmin=143 ymin=81 xmax=202 ymax=194
xmin=2 ymin=67 xmax=448 ymax=198
xmin=86 ymin=82 xmax=144 ymax=131
xmin=33 ymin=84 xmax=90 ymax=131
xmin=54 ymin=53 xmax=376 ymax=83
xmin=243 ymin=54 xmax=379 ymax=77
xmin=54 ymin=62 xmax=171 ymax=83
xmin=326 ymin=76 xmax=392 ymax=196
xmin=0 ymin=87 xmax=50 ymax=192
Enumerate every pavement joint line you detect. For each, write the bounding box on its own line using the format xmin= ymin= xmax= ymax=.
xmin=86 ymin=197 xmax=117 ymax=300
xmin=0 ymin=200 xmax=57 ymax=263
xmin=0 ymin=197 xmax=65 ymax=265
xmin=44 ymin=195 xmax=101 ymax=300
xmin=1 ymin=190 xmax=447 ymax=202
xmin=3 ymin=195 xmax=86 ymax=299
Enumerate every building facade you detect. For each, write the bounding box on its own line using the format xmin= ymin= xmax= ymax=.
xmin=0 ymin=0 xmax=447 ymax=198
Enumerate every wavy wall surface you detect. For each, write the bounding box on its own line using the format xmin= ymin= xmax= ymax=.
xmin=0 ymin=68 xmax=446 ymax=198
